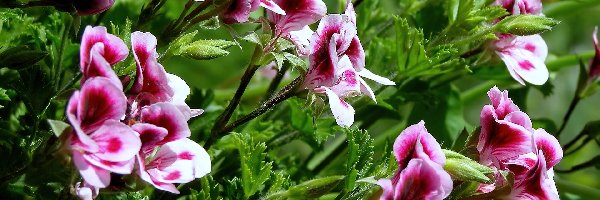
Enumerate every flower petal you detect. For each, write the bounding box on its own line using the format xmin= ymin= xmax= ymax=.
xmin=163 ymin=138 xmax=212 ymax=178
xmin=67 ymin=91 xmax=99 ymax=152
xmin=377 ymin=179 xmax=394 ymax=200
xmin=498 ymin=47 xmax=549 ymax=85
xmin=534 ymin=129 xmax=563 ymax=169
xmin=82 ymin=43 xmax=123 ymax=90
xmin=222 ymin=0 xmax=254 ymax=23
xmin=130 ymin=31 xmax=173 ymax=101
xmin=394 ymin=158 xmax=453 ymax=200
xmin=287 ymin=26 xmax=314 ymax=57
xmin=323 ymin=87 xmax=355 ymax=127
xmin=513 ymin=35 xmax=548 ymax=61
xmin=590 ymin=26 xmax=600 ymax=80
xmin=260 ymin=0 xmax=286 ymax=15
xmin=132 ymin=123 xmax=168 ymax=155
xmin=145 ymin=138 xmax=209 ymax=183
xmin=88 ymin=119 xmax=141 ymax=162
xmin=83 ymin=154 xmax=136 ymax=174
xmin=358 ymin=76 xmax=376 ymax=101
xmin=392 ymin=121 xmax=446 ymax=171
xmin=166 ymin=73 xmax=191 ymax=106
xmin=77 ymin=77 xmax=127 ymax=133
xmin=73 ymin=0 xmax=116 ymax=16
xmin=478 ymin=118 xmax=533 ymax=167
xmin=508 ymin=151 xmax=559 ymax=200
xmin=357 ymin=69 xmax=396 ymax=86
xmin=137 ymin=156 xmax=180 ymax=194
xmin=72 ymin=150 xmax=111 ymax=188
xmin=141 ymin=103 xmax=191 ymax=144
xmin=346 ymin=36 xmax=366 ymax=70
xmin=80 ymin=26 xmax=128 ymax=69
xmin=486 ymin=86 xmax=520 ymax=119
xmin=267 ymin=0 xmax=326 ymax=34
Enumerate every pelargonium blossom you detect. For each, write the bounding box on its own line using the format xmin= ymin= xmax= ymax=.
xmin=266 ymin=0 xmax=327 ymax=35
xmin=222 ymin=0 xmax=285 ymax=24
xmin=303 ymin=3 xmax=394 ymax=127
xmin=67 ymin=26 xmax=211 ymax=198
xmin=377 ymin=121 xmax=452 ymax=200
xmin=476 ymin=86 xmax=562 ymax=198
xmin=495 ymin=0 xmax=542 ymax=15
xmin=589 ymin=27 xmax=600 ymax=81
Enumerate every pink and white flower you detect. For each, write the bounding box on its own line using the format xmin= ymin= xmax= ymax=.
xmin=303 ymin=3 xmax=394 ymax=127
xmin=495 ymin=0 xmax=542 ymax=15
xmin=589 ymin=27 xmax=600 ymax=81
xmin=267 ymin=0 xmax=326 ymax=35
xmin=492 ymin=34 xmax=549 ymax=85
xmin=222 ymin=0 xmax=286 ymax=24
xmin=377 ymin=121 xmax=452 ymax=200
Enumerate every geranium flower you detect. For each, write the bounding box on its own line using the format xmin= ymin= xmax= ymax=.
xmin=67 ymin=78 xmax=141 ymax=188
xmin=589 ymin=27 xmax=600 ymax=81
xmin=495 ymin=0 xmax=542 ymax=15
xmin=377 ymin=121 xmax=452 ymax=200
xmin=266 ymin=0 xmax=327 ymax=35
xmin=492 ymin=34 xmax=549 ymax=85
xmin=222 ymin=0 xmax=285 ymax=24
xmin=303 ymin=3 xmax=394 ymax=127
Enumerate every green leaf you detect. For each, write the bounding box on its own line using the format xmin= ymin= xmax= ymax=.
xmin=0 ymin=46 xmax=47 ymax=70
xmin=344 ymin=128 xmax=374 ymax=191
xmin=443 ymin=149 xmax=494 ymax=183
xmin=177 ymin=39 xmax=236 ymax=60
xmin=232 ymin=133 xmax=273 ymax=198
xmin=47 ymin=119 xmax=70 ymax=138
xmin=0 ymin=88 xmax=10 ymax=101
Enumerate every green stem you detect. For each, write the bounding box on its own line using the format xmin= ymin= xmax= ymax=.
xmin=555 ymin=176 xmax=600 ymax=198
xmin=546 ymin=50 xmax=595 ymax=71
xmin=544 ymin=0 xmax=600 ymax=18
xmin=263 ymin=63 xmax=290 ymax=101
xmin=556 ymin=95 xmax=580 ymax=137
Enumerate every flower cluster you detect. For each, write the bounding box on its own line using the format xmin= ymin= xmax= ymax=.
xmin=377 ymin=121 xmax=452 ymax=200
xmin=492 ymin=0 xmax=549 ymax=85
xmin=476 ymin=86 xmax=562 ymax=199
xmin=67 ymin=26 xmax=211 ymax=198
xmin=300 ymin=2 xmax=395 ymax=127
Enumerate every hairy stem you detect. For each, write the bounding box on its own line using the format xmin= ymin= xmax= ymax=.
xmin=556 ymin=93 xmax=581 ymax=137
xmin=264 ymin=63 xmax=290 ymax=101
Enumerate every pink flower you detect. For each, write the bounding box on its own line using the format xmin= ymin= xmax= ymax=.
xmin=136 ymin=138 xmax=211 ymax=194
xmin=222 ymin=0 xmax=285 ymax=24
xmin=67 ymin=78 xmax=141 ymax=188
xmin=492 ymin=34 xmax=549 ymax=85
xmin=303 ymin=3 xmax=394 ymax=127
xmin=80 ymin=26 xmax=128 ymax=74
xmin=495 ymin=0 xmax=542 ymax=15
xmin=74 ymin=182 xmax=99 ymax=200
xmin=288 ymin=26 xmax=315 ymax=57
xmin=267 ymin=0 xmax=326 ymax=35
xmin=476 ymin=87 xmax=562 ymax=198
xmin=377 ymin=121 xmax=452 ymax=200
xmin=72 ymin=0 xmax=116 ymax=16
xmin=589 ymin=27 xmax=600 ymax=80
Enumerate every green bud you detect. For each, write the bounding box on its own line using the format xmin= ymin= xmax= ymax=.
xmin=287 ymin=176 xmax=344 ymax=198
xmin=443 ymin=149 xmax=494 ymax=183
xmin=495 ymin=15 xmax=560 ymax=36
xmin=178 ymin=39 xmax=236 ymax=60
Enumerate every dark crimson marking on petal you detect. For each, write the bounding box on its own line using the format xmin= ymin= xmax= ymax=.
xmin=524 ymin=43 xmax=536 ymax=53
xmin=164 ymin=171 xmax=181 ymax=180
xmin=106 ymin=137 xmax=122 ymax=153
xmin=518 ymin=60 xmax=535 ymax=70
xmin=178 ymin=151 xmax=194 ymax=160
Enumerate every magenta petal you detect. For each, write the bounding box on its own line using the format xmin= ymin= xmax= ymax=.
xmin=222 ymin=0 xmax=253 ymax=23
xmin=534 ymin=129 xmax=563 ymax=169
xmin=393 ymin=121 xmax=445 ymax=171
xmin=74 ymin=0 xmax=116 ymax=16
xmin=137 ymin=156 xmax=180 ymax=194
xmin=377 ymin=179 xmax=394 ymax=200
xmin=508 ymin=151 xmax=559 ymax=199
xmin=77 ymin=77 xmax=127 ymax=133
xmin=80 ymin=26 xmax=128 ymax=69
xmin=82 ymin=43 xmax=123 ymax=90
xmin=503 ymin=111 xmax=533 ymax=131
xmin=67 ymin=91 xmax=99 ymax=152
xmin=590 ymin=27 xmax=600 ymax=80
xmin=267 ymin=0 xmax=326 ymax=34
xmin=329 ymin=56 xmax=360 ymax=97
xmin=132 ymin=123 xmax=168 ymax=155
xmin=394 ymin=158 xmax=453 ymax=200
xmin=346 ymin=36 xmax=365 ymax=71
xmin=88 ymin=120 xmax=141 ymax=162
xmin=478 ymin=119 xmax=533 ymax=167
xmin=73 ymin=150 xmax=111 ymax=188
xmin=130 ymin=31 xmax=173 ymax=101
xmin=141 ymin=103 xmax=191 ymax=144
xmin=486 ymin=86 xmax=520 ymax=119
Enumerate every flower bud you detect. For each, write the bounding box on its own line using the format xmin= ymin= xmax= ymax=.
xmin=495 ymin=15 xmax=559 ymax=36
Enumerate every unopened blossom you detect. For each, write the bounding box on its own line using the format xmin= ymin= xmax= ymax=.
xmin=476 ymin=86 xmax=562 ymax=198
xmin=267 ymin=0 xmax=326 ymax=35
xmin=70 ymin=0 xmax=115 ymax=16
xmin=492 ymin=34 xmax=549 ymax=85
xmin=303 ymin=3 xmax=394 ymax=127
xmin=75 ymin=182 xmax=99 ymax=200
xmin=495 ymin=0 xmax=542 ymax=15
xmin=589 ymin=27 xmax=600 ymax=80
xmin=377 ymin=121 xmax=452 ymax=200
xmin=222 ymin=0 xmax=285 ymax=24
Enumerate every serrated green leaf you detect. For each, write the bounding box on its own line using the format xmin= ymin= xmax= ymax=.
xmin=344 ymin=128 xmax=374 ymax=193
xmin=47 ymin=120 xmax=70 ymax=138
xmin=283 ymin=52 xmax=306 ymax=68
xmin=232 ymin=133 xmax=273 ymax=198
xmin=0 ymin=88 xmax=9 ymax=101
xmin=271 ymin=52 xmax=285 ymax=70
xmin=0 ymin=46 xmax=47 ymax=70
xmin=240 ymin=32 xmax=262 ymax=45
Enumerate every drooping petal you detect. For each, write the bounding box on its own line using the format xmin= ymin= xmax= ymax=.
xmin=140 ymin=103 xmax=191 ymax=144
xmin=77 ymin=77 xmax=127 ymax=133
xmin=83 ymin=154 xmax=136 ymax=174
xmin=164 ymin=138 xmax=212 ymax=178
xmin=357 ymin=69 xmax=396 ymax=86
xmin=88 ymin=120 xmax=141 ymax=162
xmin=137 ymin=156 xmax=180 ymax=194
xmin=534 ymin=129 xmax=563 ymax=169
xmin=358 ymin=77 xmax=376 ymax=101
xmin=72 ymin=150 xmax=111 ymax=188
xmin=393 ymin=121 xmax=446 ymax=171
xmin=267 ymin=0 xmax=326 ymax=34
xmin=130 ymin=31 xmax=173 ymax=101
xmin=393 ymin=158 xmax=453 ymax=200
xmin=513 ymin=35 xmax=548 ymax=61
xmin=132 ymin=123 xmax=168 ymax=155
xmin=144 ymin=139 xmax=210 ymax=184
xmin=323 ymin=87 xmax=355 ymax=127
xmin=287 ymin=26 xmax=314 ymax=57
xmin=82 ymin=43 xmax=122 ymax=90
xmin=80 ymin=26 xmax=128 ymax=69
xmin=497 ymin=42 xmax=549 ymax=85
xmin=260 ymin=0 xmax=285 ymax=15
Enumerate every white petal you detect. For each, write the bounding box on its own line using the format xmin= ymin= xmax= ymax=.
xmin=167 ymin=73 xmax=191 ymax=106
xmin=498 ymin=49 xmax=549 ymax=85
xmin=357 ymin=68 xmax=396 ymax=85
xmin=323 ymin=87 xmax=355 ymax=127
